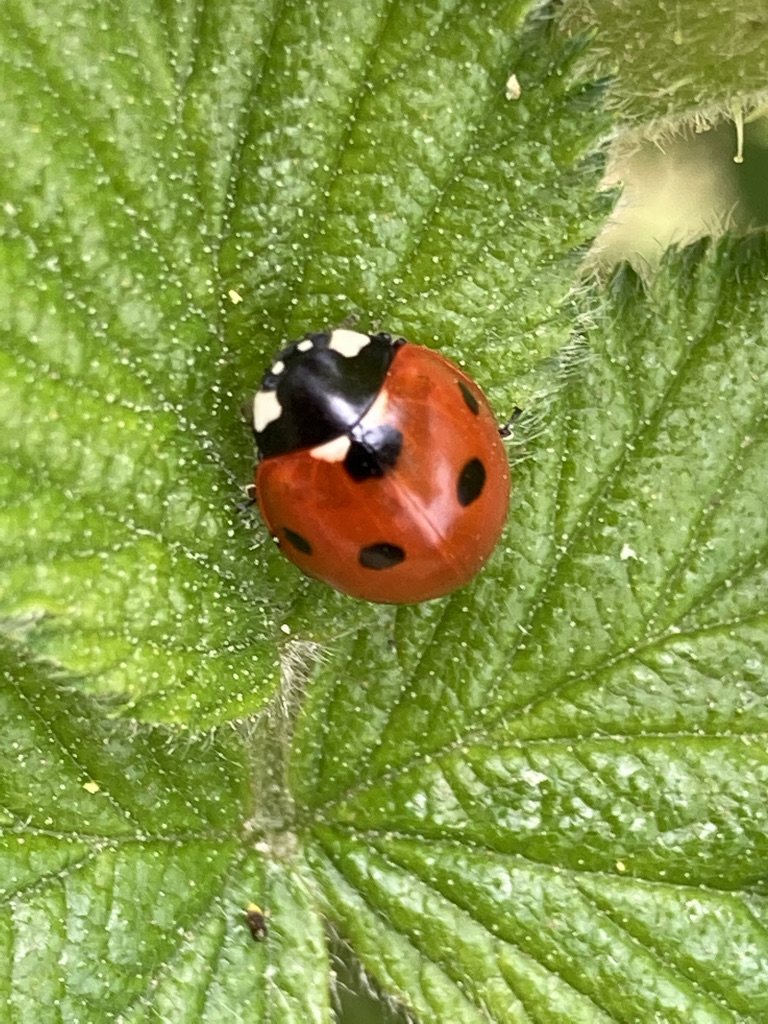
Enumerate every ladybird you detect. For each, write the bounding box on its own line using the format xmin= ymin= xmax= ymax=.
xmin=252 ymin=329 xmax=510 ymax=604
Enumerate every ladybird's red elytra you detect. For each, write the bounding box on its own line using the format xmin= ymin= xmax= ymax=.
xmin=251 ymin=329 xmax=511 ymax=604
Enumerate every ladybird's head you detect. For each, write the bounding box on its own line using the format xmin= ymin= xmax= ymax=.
xmin=253 ymin=330 xmax=405 ymax=459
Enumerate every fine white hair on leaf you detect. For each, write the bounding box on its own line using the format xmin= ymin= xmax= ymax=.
xmin=233 ymin=636 xmax=328 ymax=844
xmin=497 ymin=334 xmax=593 ymax=462
xmin=327 ymin=924 xmax=417 ymax=1024
xmin=275 ymin=638 xmax=326 ymax=720
xmin=557 ymin=333 xmax=592 ymax=379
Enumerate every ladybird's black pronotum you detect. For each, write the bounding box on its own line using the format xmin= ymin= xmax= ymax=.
xmin=252 ymin=329 xmax=510 ymax=603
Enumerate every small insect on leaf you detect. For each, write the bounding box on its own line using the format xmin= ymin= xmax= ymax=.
xmin=245 ymin=902 xmax=268 ymax=941
xmin=251 ymin=329 xmax=512 ymax=603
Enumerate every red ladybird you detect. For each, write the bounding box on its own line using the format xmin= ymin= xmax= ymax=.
xmin=252 ymin=329 xmax=510 ymax=604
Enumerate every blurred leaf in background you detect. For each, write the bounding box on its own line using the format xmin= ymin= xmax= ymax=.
xmin=560 ymin=0 xmax=768 ymax=274
xmin=1 ymin=0 xmax=768 ymax=1022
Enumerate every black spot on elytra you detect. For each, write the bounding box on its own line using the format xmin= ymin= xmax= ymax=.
xmin=345 ymin=424 xmax=403 ymax=481
xmin=458 ymin=381 xmax=480 ymax=415
xmin=457 ymin=458 xmax=485 ymax=507
xmin=284 ymin=528 xmax=312 ymax=555
xmin=359 ymin=542 xmax=405 ymax=570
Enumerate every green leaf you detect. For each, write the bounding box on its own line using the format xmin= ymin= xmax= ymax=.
xmin=300 ymin=235 xmax=768 ymax=1022
xmin=4 ymin=0 xmax=768 ymax=1022
xmin=0 ymin=0 xmax=608 ymax=726
xmin=0 ymin=642 xmax=332 ymax=1023
xmin=6 ymin=226 xmax=768 ymax=1020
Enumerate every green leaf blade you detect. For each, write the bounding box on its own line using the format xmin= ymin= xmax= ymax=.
xmin=292 ymin=236 xmax=768 ymax=1021
xmin=5 ymin=0 xmax=768 ymax=1020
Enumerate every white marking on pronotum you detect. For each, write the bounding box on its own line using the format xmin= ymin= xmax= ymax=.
xmin=309 ymin=435 xmax=351 ymax=462
xmin=328 ymin=329 xmax=371 ymax=358
xmin=357 ymin=387 xmax=389 ymax=429
xmin=271 ymin=360 xmax=285 ymax=375
xmin=297 ymin=339 xmax=314 ymax=352
xmin=253 ymin=390 xmax=283 ymax=433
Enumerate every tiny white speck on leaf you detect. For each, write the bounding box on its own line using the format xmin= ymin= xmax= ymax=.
xmin=505 ymin=73 xmax=521 ymax=100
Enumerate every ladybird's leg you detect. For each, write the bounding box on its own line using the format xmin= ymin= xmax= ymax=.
xmin=237 ymin=482 xmax=258 ymax=512
xmin=499 ymin=406 xmax=523 ymax=439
